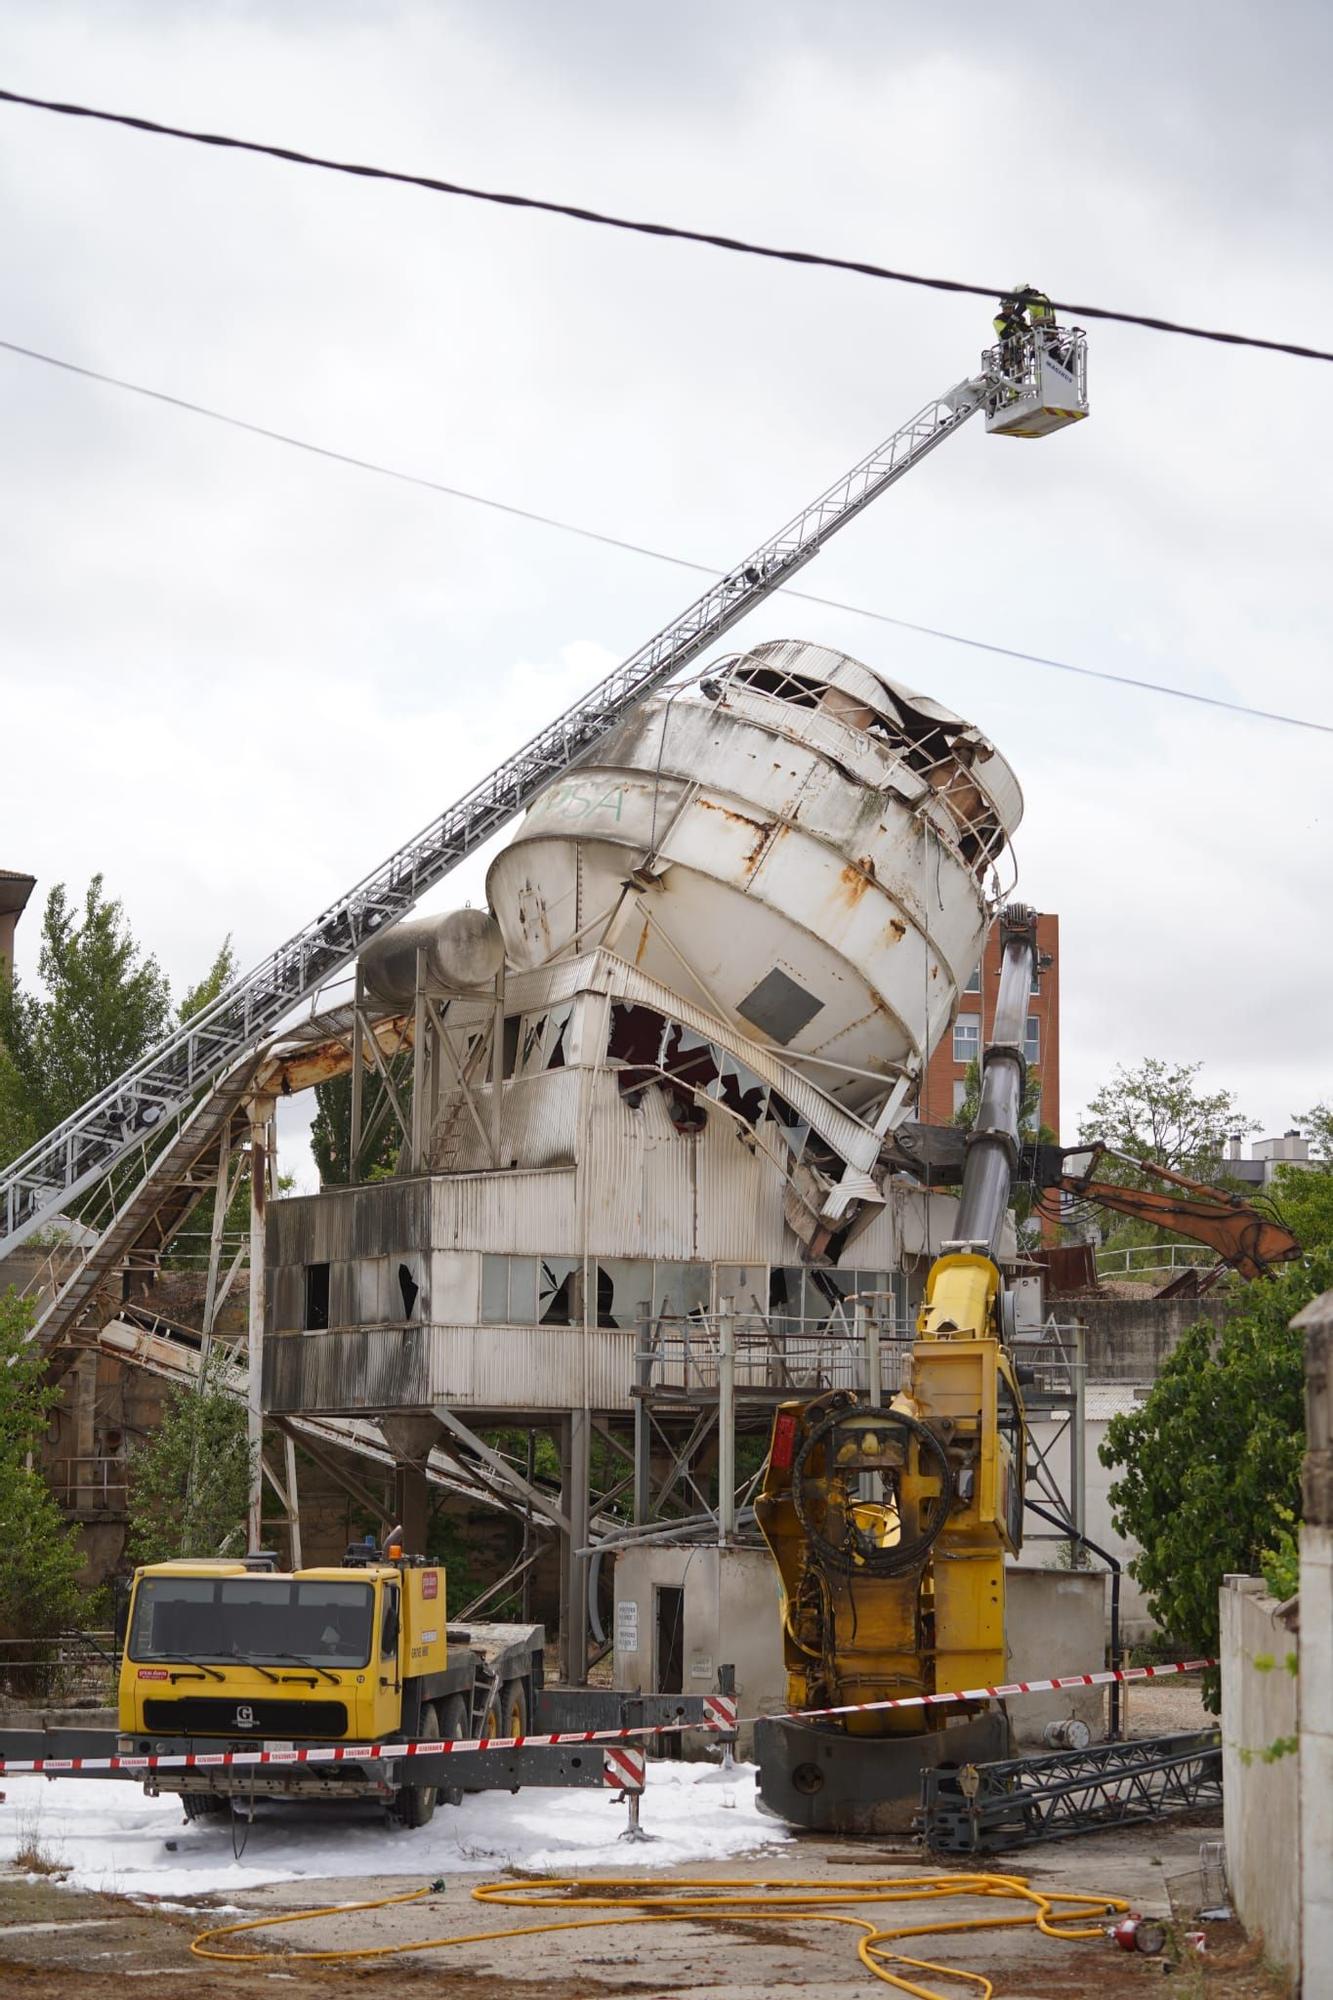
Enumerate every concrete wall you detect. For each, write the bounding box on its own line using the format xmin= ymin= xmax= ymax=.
xmin=1299 ymin=1520 xmax=1331 ymax=1979
xmin=1071 ymin=1296 xmax=1231 ymax=1381
xmin=612 ymin=1544 xmax=785 ymax=1757
xmin=1005 ymin=1566 xmax=1107 ymax=1745
xmin=1220 ymin=1575 xmax=1300 ymax=1984
xmin=1294 ymin=1289 xmax=1333 ymax=1980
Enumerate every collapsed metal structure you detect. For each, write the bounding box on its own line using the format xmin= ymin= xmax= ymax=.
xmin=2 ymin=322 xmax=1094 ymax=1682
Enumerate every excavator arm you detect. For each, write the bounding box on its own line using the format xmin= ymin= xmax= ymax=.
xmin=1050 ymin=1143 xmax=1301 ymax=1282
xmin=881 ymin=1129 xmax=1302 ymax=1282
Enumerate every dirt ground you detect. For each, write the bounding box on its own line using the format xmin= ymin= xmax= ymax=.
xmin=0 ymin=1815 xmax=1290 ymax=2000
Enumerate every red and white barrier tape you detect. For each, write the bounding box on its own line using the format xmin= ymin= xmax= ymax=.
xmin=0 ymin=1659 xmax=1213 ymax=1778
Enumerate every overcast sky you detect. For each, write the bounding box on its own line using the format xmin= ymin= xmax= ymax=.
xmin=1 ymin=0 xmax=1329 ymax=1191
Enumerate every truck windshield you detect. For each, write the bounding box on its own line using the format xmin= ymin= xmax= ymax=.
xmin=129 ymin=1577 xmax=374 ymax=1669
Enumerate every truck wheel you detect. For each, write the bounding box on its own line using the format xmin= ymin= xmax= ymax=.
xmin=181 ymin=1792 xmax=227 ymax=1822
xmin=500 ymin=1678 xmax=529 ymax=1740
xmin=396 ymin=1703 xmax=442 ymax=1828
xmin=465 ymin=1687 xmax=505 ymax=1794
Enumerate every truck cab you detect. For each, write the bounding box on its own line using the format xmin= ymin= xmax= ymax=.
xmin=117 ymin=1551 xmax=543 ymax=1823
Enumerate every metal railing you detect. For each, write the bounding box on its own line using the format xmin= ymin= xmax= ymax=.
xmin=1094 ymin=1242 xmax=1215 ymax=1281
xmin=0 ymin=1630 xmax=118 ymax=1703
xmin=46 ymin=1456 xmax=130 ymax=1512
xmin=639 ymin=1306 xmax=916 ymax=1400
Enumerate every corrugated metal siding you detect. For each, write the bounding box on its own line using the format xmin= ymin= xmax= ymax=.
xmin=265 ymin=1325 xmax=434 ymax=1412
xmin=430 ymin=1326 xmax=634 ymax=1409
xmin=431 ymin=1168 xmax=578 ymax=1253
xmin=263 ymin=1323 xmax=637 ymax=1414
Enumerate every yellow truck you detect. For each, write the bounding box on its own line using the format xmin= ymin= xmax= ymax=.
xmin=117 ymin=1546 xmax=544 ymax=1825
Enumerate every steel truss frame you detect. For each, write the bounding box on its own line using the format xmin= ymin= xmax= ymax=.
xmin=921 ymin=1729 xmax=1223 ymax=1855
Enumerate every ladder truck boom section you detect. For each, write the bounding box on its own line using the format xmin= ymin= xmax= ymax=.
xmin=0 ymin=316 xmax=1087 ymax=1267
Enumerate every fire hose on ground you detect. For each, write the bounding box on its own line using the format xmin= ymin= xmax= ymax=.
xmin=189 ymin=1870 xmax=1134 ymax=1999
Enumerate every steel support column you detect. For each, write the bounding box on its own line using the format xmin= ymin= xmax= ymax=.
xmin=560 ymin=1408 xmax=592 ymax=1685
xmin=246 ymin=1093 xmax=274 ymax=1553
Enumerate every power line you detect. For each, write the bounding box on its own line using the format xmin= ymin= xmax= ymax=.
xmin=2 ymin=332 xmax=1330 ymax=740
xmin=1 ymin=84 xmax=1331 ymax=367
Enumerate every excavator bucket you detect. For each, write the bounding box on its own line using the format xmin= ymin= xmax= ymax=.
xmin=985 ymin=327 xmax=1089 ymax=438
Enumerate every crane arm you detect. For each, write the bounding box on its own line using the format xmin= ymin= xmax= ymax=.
xmin=0 ymin=372 xmax=995 ymax=1256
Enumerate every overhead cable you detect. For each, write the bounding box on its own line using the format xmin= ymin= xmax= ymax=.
xmin=2 ymin=333 xmax=1330 ymax=739
xmin=0 ymin=84 xmax=1330 ymax=366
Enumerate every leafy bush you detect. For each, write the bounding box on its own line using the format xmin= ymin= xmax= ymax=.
xmin=1101 ymin=1249 xmax=1333 ymax=1708
xmin=0 ymin=1292 xmax=84 ymax=1682
xmin=127 ymin=1344 xmax=254 ymax=1565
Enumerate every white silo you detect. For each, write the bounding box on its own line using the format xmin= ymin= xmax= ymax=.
xmin=485 ymin=640 xmax=1020 ymax=1110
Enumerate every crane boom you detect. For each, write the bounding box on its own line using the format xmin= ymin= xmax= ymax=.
xmin=1 ymin=372 xmax=998 ymax=1256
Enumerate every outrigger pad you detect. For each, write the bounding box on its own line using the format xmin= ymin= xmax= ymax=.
xmin=754 ymin=1712 xmax=1010 ymax=1835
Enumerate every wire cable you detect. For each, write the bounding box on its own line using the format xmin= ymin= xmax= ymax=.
xmin=2 ymin=334 xmax=1329 ymax=740
xmin=0 ymin=84 xmax=1330 ymax=365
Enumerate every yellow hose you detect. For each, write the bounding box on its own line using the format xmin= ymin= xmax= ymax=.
xmin=191 ymin=1870 xmax=1130 ymax=1997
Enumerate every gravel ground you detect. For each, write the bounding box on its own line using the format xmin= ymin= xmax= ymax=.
xmin=1119 ymin=1677 xmax=1214 ymax=1739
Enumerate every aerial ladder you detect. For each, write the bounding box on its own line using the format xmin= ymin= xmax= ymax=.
xmin=1 ymin=309 xmax=1088 ymax=1355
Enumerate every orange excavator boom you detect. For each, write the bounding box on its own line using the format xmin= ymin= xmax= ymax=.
xmin=1052 ymin=1143 xmax=1301 ymax=1281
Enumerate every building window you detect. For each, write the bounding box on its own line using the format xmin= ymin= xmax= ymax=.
xmin=304 ymin=1263 xmax=330 ymax=1331
xmin=595 ymin=1259 xmax=654 ymax=1329
xmin=953 ymin=1079 xmax=970 ymax=1116
xmin=1030 ymin=968 xmax=1042 ymax=995
xmin=964 ymin=967 xmax=981 ymax=994
xmin=953 ymin=1016 xmax=980 ymax=1064
xmin=1024 ymin=1016 xmax=1041 ymax=1064
xmin=481 ymin=1254 xmax=539 ymax=1325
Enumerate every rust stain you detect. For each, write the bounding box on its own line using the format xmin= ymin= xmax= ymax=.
xmin=696 ymin=795 xmax=780 ymax=872
xmin=835 ymin=862 xmax=875 ymax=910
xmin=635 ymin=918 xmax=651 ymax=967
xmin=885 ymin=917 xmax=907 ymax=943
xmin=696 ymin=797 xmax=768 ymax=836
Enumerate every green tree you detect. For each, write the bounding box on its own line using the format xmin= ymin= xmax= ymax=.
xmin=0 ymin=875 xmax=171 ymax=1142
xmin=310 ymin=1071 xmax=402 ymax=1187
xmin=1269 ymin=1161 xmax=1333 ymax=1255
xmin=126 ymin=1345 xmax=254 ymax=1565
xmin=1078 ymin=1058 xmax=1257 ymax=1186
xmin=178 ymin=935 xmax=237 ymax=1024
xmin=1292 ymin=1101 xmax=1333 ymax=1166
xmin=1100 ymin=1248 xmax=1333 ymax=1708
xmin=0 ymin=876 xmax=172 ymax=1164
xmin=0 ymin=1292 xmax=83 ymax=1662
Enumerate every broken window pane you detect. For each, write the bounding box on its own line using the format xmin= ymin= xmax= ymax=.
xmin=769 ymin=1265 xmax=805 ymax=1335
xmin=538 ymin=1256 xmax=579 ymax=1326
xmin=596 ymin=1259 xmax=653 ymax=1330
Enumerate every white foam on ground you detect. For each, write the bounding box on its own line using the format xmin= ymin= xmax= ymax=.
xmin=0 ymin=1760 xmax=786 ymax=1898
